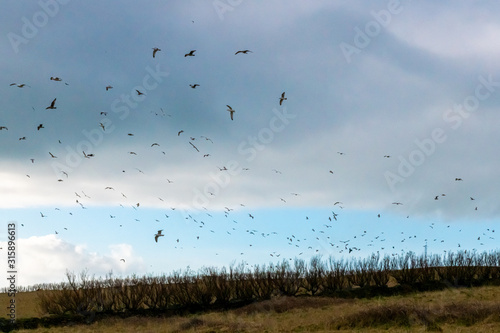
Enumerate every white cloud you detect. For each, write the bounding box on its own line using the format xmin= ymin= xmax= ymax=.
xmin=0 ymin=235 xmax=145 ymax=288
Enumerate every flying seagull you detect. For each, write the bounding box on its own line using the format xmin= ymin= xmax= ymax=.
xmin=184 ymin=50 xmax=196 ymax=57
xmin=50 ymin=77 xmax=62 ymax=81
xmin=152 ymin=47 xmax=161 ymax=58
xmin=226 ymin=105 xmax=235 ymax=120
xmin=235 ymin=50 xmax=252 ymax=55
xmin=105 ymin=85 xmax=113 ymax=91
xmin=189 ymin=84 xmax=200 ymax=89
xmin=0 ymin=126 xmax=7 ymax=130
xmin=136 ymin=89 xmax=144 ymax=96
xmin=155 ymin=230 xmax=164 ymax=242
xmin=46 ymin=98 xmax=57 ymax=109
xmin=279 ymin=92 xmax=287 ymax=105
xmin=189 ymin=142 xmax=199 ymax=152
xmin=37 ymin=124 xmax=44 ymax=130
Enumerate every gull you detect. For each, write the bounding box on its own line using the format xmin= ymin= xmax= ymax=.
xmin=0 ymin=126 xmax=7 ymax=130
xmin=37 ymin=124 xmax=44 ymax=130
xmin=61 ymin=171 xmax=68 ymax=178
xmin=19 ymin=137 xmax=26 ymax=140
xmin=189 ymin=84 xmax=200 ymax=89
xmin=152 ymin=47 xmax=161 ymax=58
xmin=50 ymin=77 xmax=62 ymax=81
xmin=40 ymin=212 xmax=46 ymax=218
xmin=203 ymin=154 xmax=210 ymax=157
xmin=46 ymin=98 xmax=57 ymax=109
xmin=49 ymin=152 xmax=57 ymax=158
xmin=235 ymin=50 xmax=252 ymax=55
xmin=105 ymin=186 xmax=114 ymax=190
xmin=392 ymin=202 xmax=403 ymax=205
xmin=470 ymin=197 xmax=475 ymax=200
xmin=136 ymin=89 xmax=144 ymax=96
xmin=10 ymin=83 xmax=29 ymax=88
xmin=384 ymin=155 xmax=391 ymax=158
xmin=189 ymin=142 xmax=199 ymax=152
xmin=434 ymin=196 xmax=439 ymax=200
xmin=151 ymin=143 xmax=160 ymax=147
xmin=105 ymin=85 xmax=113 ymax=91
xmin=128 ymin=133 xmax=134 ymax=136
xmin=455 ymin=178 xmax=463 ymax=181
xmin=201 ymin=136 xmax=213 ymax=143
xmin=99 ymin=123 xmax=105 ymax=131
xmin=155 ymin=230 xmax=164 ymax=242
xmin=226 ymin=105 xmax=235 ymax=120
xmin=83 ymin=151 xmax=94 ymax=158
xmin=279 ymin=92 xmax=287 ymax=105
xmin=101 ymin=112 xmax=108 ymax=116
xmin=178 ymin=130 xmax=184 ymax=136
xmin=120 ymin=259 xmax=125 ymax=262
xmin=184 ymin=50 xmax=196 ymax=57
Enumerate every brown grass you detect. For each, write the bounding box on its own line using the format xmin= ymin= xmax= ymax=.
xmin=4 ymin=285 xmax=500 ymax=332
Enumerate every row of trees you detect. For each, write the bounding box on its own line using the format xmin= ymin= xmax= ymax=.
xmin=23 ymin=250 xmax=500 ymax=316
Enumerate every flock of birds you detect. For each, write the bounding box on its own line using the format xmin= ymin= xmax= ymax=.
xmin=2 ymin=42 xmax=497 ymax=271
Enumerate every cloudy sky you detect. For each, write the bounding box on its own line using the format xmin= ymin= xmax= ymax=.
xmin=1 ymin=0 xmax=499 ymax=287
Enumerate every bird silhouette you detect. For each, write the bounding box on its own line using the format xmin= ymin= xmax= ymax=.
xmin=155 ymin=230 xmax=164 ymax=242
xmin=235 ymin=50 xmax=252 ymax=55
xmin=0 ymin=126 xmax=7 ymax=130
xmin=279 ymin=92 xmax=287 ymax=105
xmin=136 ymin=89 xmax=145 ymax=95
xmin=105 ymin=85 xmax=113 ymax=91
xmin=50 ymin=77 xmax=62 ymax=81
xmin=226 ymin=105 xmax=235 ymax=120
xmin=184 ymin=50 xmax=196 ymax=57
xmin=37 ymin=124 xmax=44 ymax=130
xmin=46 ymin=98 xmax=57 ymax=109
xmin=189 ymin=84 xmax=200 ymax=89
xmin=152 ymin=47 xmax=161 ymax=58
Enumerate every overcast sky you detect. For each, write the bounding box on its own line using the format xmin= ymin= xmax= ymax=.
xmin=1 ymin=0 xmax=499 ymax=287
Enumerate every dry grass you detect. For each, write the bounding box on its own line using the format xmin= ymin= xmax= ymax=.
xmin=5 ymin=285 xmax=500 ymax=332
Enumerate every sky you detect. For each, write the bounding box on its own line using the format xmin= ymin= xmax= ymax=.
xmin=1 ymin=0 xmax=499 ymax=287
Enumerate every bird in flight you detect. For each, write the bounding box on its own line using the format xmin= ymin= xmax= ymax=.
xmin=189 ymin=142 xmax=199 ymax=152
xmin=184 ymin=50 xmax=196 ymax=57
xmin=152 ymin=47 xmax=161 ymax=58
xmin=136 ymin=89 xmax=145 ymax=96
xmin=10 ymin=83 xmax=29 ymax=88
xmin=49 ymin=152 xmax=57 ymax=158
xmin=178 ymin=130 xmax=184 ymax=136
xmin=105 ymin=85 xmax=113 ymax=91
xmin=46 ymin=98 xmax=57 ymax=109
xmin=226 ymin=105 xmax=235 ymax=120
xmin=189 ymin=84 xmax=200 ymax=89
xmin=37 ymin=124 xmax=44 ymax=130
xmin=235 ymin=50 xmax=252 ymax=55
xmin=279 ymin=92 xmax=287 ymax=105
xmin=392 ymin=202 xmax=403 ymax=205
xmin=50 ymin=77 xmax=62 ymax=81
xmin=155 ymin=230 xmax=164 ymax=242
xmin=0 ymin=126 xmax=7 ymax=130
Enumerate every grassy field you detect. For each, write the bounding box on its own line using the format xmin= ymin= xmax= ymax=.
xmin=2 ymin=285 xmax=500 ymax=332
